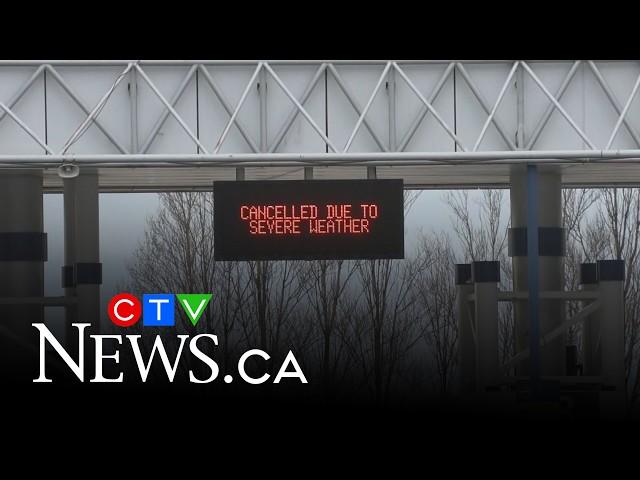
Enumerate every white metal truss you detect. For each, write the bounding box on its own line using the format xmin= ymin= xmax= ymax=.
xmin=1 ymin=60 xmax=640 ymax=190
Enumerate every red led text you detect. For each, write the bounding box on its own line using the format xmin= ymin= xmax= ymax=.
xmin=239 ymin=203 xmax=380 ymax=236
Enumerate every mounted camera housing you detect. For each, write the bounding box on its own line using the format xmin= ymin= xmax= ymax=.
xmin=57 ymin=163 xmax=80 ymax=179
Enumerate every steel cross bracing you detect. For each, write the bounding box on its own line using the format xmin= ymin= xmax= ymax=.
xmin=1 ymin=60 xmax=640 ymax=190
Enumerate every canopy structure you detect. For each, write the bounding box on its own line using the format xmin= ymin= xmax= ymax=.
xmin=0 ymin=60 xmax=639 ymax=190
xmin=31 ymin=162 xmax=640 ymax=192
xmin=0 ymin=60 xmax=635 ymax=410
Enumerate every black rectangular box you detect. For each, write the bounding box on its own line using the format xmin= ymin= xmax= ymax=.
xmin=213 ymin=179 xmax=405 ymax=261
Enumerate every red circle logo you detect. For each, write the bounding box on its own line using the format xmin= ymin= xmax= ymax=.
xmin=108 ymin=293 xmax=141 ymax=327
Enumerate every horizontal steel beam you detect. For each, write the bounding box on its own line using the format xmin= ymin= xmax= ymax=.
xmin=37 ymin=182 xmax=640 ymax=194
xmin=0 ymin=60 xmax=590 ymax=66
xmin=2 ymin=149 xmax=640 ymax=166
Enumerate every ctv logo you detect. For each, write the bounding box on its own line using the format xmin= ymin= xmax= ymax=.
xmin=108 ymin=293 xmax=212 ymax=327
xmin=32 ymin=290 xmax=308 ymax=384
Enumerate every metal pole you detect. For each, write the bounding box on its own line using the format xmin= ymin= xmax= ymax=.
xmin=511 ymin=165 xmax=565 ymax=387
xmin=6 ymin=149 xmax=640 ymax=165
xmin=129 ymin=67 xmax=139 ymax=154
xmin=526 ymin=164 xmax=541 ymax=396
xmin=0 ymin=60 xmax=598 ymax=66
xmin=63 ymin=178 xmax=78 ymax=352
xmin=73 ymin=170 xmax=101 ymax=334
xmin=516 ymin=62 xmax=525 ymax=149
xmin=388 ymin=67 xmax=397 ymax=152
xmin=259 ymin=66 xmax=268 ymax=153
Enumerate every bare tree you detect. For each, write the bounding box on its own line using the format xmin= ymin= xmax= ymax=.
xmin=562 ymin=189 xmax=601 ymax=345
xmin=214 ymin=261 xmax=251 ymax=370
xmin=446 ymin=190 xmax=509 ymax=262
xmin=342 ymin=258 xmax=423 ymax=404
xmin=239 ymin=260 xmax=311 ymax=358
xmin=414 ymin=232 xmax=458 ymax=394
xmin=128 ymin=193 xmax=217 ymax=328
xmin=336 ymin=191 xmax=431 ymax=402
xmin=304 ymin=259 xmax=357 ymax=390
xmin=444 ymin=189 xmax=514 ymax=364
xmin=563 ymin=187 xmax=640 ymax=406
xmin=599 ymin=188 xmax=640 ymax=405
xmin=125 ymin=192 xmax=219 ymax=380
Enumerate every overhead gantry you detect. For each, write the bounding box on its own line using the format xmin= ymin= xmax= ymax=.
xmin=0 ymin=60 xmax=637 ymax=408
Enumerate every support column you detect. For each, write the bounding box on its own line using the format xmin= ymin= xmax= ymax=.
xmin=63 ymin=170 xmax=101 ymax=362
xmin=472 ymin=261 xmax=500 ymax=391
xmin=597 ymin=260 xmax=627 ymax=416
xmin=580 ymin=263 xmax=599 ymax=376
xmin=74 ymin=171 xmax=101 ymax=333
xmin=456 ymin=264 xmax=475 ymax=393
xmin=63 ymin=178 xmax=77 ymax=348
xmin=509 ymin=165 xmax=565 ymax=377
xmin=0 ymin=170 xmax=46 ymax=381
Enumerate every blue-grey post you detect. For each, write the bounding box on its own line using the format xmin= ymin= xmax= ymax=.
xmin=510 ymin=165 xmax=565 ymax=398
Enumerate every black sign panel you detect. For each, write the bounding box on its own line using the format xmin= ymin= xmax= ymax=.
xmin=213 ymin=179 xmax=404 ymax=261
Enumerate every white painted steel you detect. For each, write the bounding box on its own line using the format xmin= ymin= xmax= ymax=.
xmin=0 ymin=61 xmax=639 ymax=190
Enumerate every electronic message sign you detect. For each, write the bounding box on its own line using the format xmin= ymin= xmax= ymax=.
xmin=213 ymin=179 xmax=404 ymax=261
